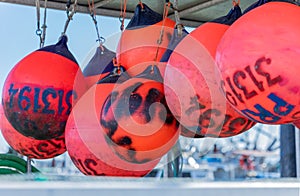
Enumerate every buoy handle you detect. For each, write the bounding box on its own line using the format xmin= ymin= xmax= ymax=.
xmin=233 ymin=0 xmax=240 ymax=7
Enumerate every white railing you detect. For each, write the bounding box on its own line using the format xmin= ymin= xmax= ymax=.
xmin=0 ymin=177 xmax=299 ymax=196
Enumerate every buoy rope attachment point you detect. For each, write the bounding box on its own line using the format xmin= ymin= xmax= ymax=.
xmin=232 ymin=0 xmax=240 ymax=7
xmin=112 ymin=57 xmax=125 ymax=76
xmin=139 ymin=0 xmax=144 ymax=10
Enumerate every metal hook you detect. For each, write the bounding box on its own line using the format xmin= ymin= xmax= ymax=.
xmin=98 ymin=36 xmax=106 ymax=44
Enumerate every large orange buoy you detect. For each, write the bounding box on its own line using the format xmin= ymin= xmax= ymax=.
xmin=164 ymin=5 xmax=255 ymax=138
xmin=65 ymin=70 xmax=159 ymax=176
xmin=116 ymin=3 xmax=175 ymax=76
xmin=215 ymin=2 xmax=300 ymax=124
xmin=2 ymin=36 xmax=87 ymax=140
xmin=83 ymin=46 xmax=115 ymax=89
xmin=0 ymin=104 xmax=66 ymax=159
xmin=100 ymin=66 xmax=179 ymax=162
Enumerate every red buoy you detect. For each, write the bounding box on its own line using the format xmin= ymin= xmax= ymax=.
xmin=2 ymin=36 xmax=87 ymax=140
xmin=65 ymin=71 xmax=159 ymax=176
xmin=164 ymin=5 xmax=255 ymax=138
xmin=116 ymin=3 xmax=175 ymax=76
xmin=216 ymin=2 xmax=300 ymax=124
xmin=0 ymin=104 xmax=66 ymax=159
xmin=100 ymin=66 xmax=179 ymax=162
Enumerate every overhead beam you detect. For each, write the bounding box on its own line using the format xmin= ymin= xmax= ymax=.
xmin=169 ymin=17 xmax=203 ymax=27
xmin=169 ymin=0 xmax=227 ymax=18
xmin=0 ymin=0 xmax=134 ymax=18
xmin=94 ymin=0 xmax=114 ymax=8
xmin=0 ymin=0 xmax=201 ymax=27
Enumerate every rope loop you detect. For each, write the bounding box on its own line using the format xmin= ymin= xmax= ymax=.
xmin=232 ymin=0 xmax=240 ymax=7
xmin=139 ymin=0 xmax=144 ymax=10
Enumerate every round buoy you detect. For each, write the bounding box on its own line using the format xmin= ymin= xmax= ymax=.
xmin=215 ymin=2 xmax=300 ymax=124
xmin=100 ymin=66 xmax=180 ymax=162
xmin=164 ymin=5 xmax=255 ymax=138
xmin=116 ymin=3 xmax=175 ymax=76
xmin=83 ymin=46 xmax=115 ymax=89
xmin=65 ymin=70 xmax=159 ymax=176
xmin=2 ymin=36 xmax=87 ymax=140
xmin=0 ymin=104 xmax=66 ymax=159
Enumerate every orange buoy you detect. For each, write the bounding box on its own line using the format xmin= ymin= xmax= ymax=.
xmin=100 ymin=66 xmax=180 ymax=162
xmin=125 ymin=26 xmax=188 ymax=96
xmin=83 ymin=46 xmax=115 ymax=89
xmin=216 ymin=2 xmax=300 ymax=124
xmin=65 ymin=70 xmax=159 ymax=176
xmin=116 ymin=3 xmax=175 ymax=76
xmin=2 ymin=36 xmax=87 ymax=140
xmin=0 ymin=104 xmax=66 ymax=159
xmin=164 ymin=5 xmax=255 ymax=138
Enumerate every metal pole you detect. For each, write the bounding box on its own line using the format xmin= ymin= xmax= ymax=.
xmin=280 ymin=124 xmax=296 ymax=177
xmin=294 ymin=126 xmax=300 ymax=178
xmin=163 ymin=155 xmax=169 ymax=178
xmin=27 ymin=157 xmax=32 ymax=174
xmin=163 ymin=141 xmax=181 ymax=178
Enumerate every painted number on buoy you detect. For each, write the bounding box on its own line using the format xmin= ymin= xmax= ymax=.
xmin=218 ymin=56 xmax=298 ymax=123
xmin=20 ymin=137 xmax=65 ymax=158
xmin=221 ymin=56 xmax=282 ymax=106
xmin=217 ymin=114 xmax=255 ymax=136
xmin=71 ymin=157 xmax=99 ymax=176
xmin=185 ymin=94 xmax=220 ymax=128
xmin=185 ymin=94 xmax=252 ymax=135
xmin=7 ymin=83 xmax=77 ymax=115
